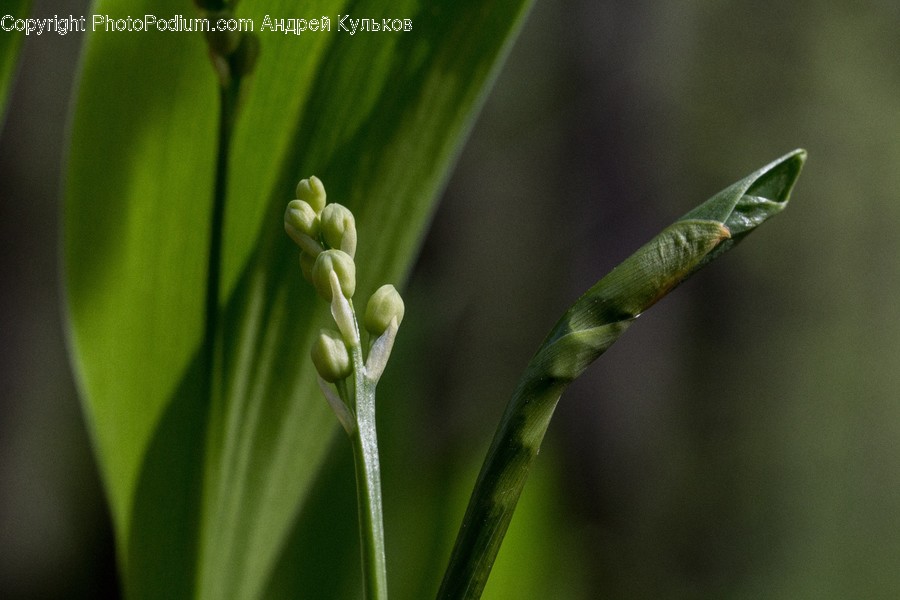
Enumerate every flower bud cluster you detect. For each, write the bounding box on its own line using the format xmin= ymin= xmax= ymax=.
xmin=284 ymin=176 xmax=405 ymax=400
xmin=285 ymin=176 xmax=359 ymax=300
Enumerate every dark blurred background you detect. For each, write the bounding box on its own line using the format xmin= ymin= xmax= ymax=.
xmin=2 ymin=0 xmax=899 ymax=598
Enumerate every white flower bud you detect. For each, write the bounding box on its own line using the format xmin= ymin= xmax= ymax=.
xmin=284 ymin=200 xmax=323 ymax=256
xmin=320 ymin=203 xmax=357 ymax=258
xmin=312 ymin=249 xmax=356 ymax=301
xmin=295 ymin=176 xmax=327 ymax=214
xmin=364 ymin=284 xmax=404 ymax=336
xmin=310 ymin=329 xmax=351 ymax=383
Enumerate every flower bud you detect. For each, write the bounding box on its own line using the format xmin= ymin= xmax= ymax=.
xmin=295 ymin=176 xmax=327 ymax=214
xmin=364 ymin=284 xmax=405 ymax=336
xmin=311 ymin=329 xmax=351 ymax=383
xmin=320 ymin=203 xmax=357 ymax=257
xmin=284 ymin=200 xmax=322 ymax=256
xmin=312 ymin=249 xmax=356 ymax=301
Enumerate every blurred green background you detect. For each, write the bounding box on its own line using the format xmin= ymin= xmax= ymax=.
xmin=2 ymin=0 xmax=899 ymax=597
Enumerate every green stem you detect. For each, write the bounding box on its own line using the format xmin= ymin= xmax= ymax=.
xmin=202 ymin=80 xmax=238 ymax=401
xmin=349 ymin=344 xmax=388 ymax=600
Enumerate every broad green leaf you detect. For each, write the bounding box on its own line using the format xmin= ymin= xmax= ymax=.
xmin=64 ymin=0 xmax=534 ymax=597
xmin=0 ymin=0 xmax=31 ymax=126
xmin=437 ymin=149 xmax=807 ymax=599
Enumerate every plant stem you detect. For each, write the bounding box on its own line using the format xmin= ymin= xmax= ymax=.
xmin=349 ymin=344 xmax=388 ymax=600
xmin=202 ymin=80 xmax=238 ymax=402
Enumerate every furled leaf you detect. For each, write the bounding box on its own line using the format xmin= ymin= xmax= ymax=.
xmin=437 ymin=149 xmax=807 ymax=599
xmin=64 ymin=0 xmax=535 ymax=597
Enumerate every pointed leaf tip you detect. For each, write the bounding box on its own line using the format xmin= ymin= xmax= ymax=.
xmin=680 ymin=149 xmax=807 ymax=247
xmin=745 ymin=148 xmax=806 ymax=204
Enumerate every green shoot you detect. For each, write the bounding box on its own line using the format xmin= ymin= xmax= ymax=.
xmin=437 ymin=149 xmax=807 ymax=600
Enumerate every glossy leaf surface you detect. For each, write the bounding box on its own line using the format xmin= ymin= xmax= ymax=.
xmin=64 ymin=0 xmax=534 ymax=596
